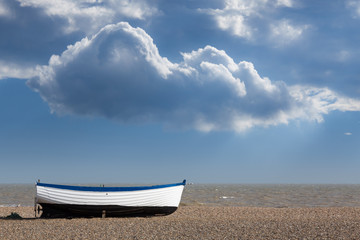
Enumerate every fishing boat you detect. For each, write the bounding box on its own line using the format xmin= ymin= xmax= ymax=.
xmin=35 ymin=180 xmax=186 ymax=218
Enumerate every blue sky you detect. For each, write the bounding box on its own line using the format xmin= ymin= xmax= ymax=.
xmin=1 ymin=0 xmax=360 ymax=184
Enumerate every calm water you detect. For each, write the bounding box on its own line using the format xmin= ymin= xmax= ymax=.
xmin=1 ymin=184 xmax=360 ymax=208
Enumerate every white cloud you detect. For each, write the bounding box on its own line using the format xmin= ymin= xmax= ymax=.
xmin=212 ymin=10 xmax=253 ymax=39
xmin=200 ymin=0 xmax=265 ymax=39
xmin=200 ymin=0 xmax=304 ymax=42
xmin=17 ymin=0 xmax=159 ymax=34
xmin=181 ymin=45 xmax=238 ymax=72
xmin=289 ymin=86 xmax=360 ymax=122
xmin=270 ymin=19 xmax=309 ymax=46
xmin=237 ymin=61 xmax=277 ymax=93
xmin=346 ymin=0 xmax=360 ymax=18
xmin=344 ymin=132 xmax=352 ymax=135
xmin=27 ymin=22 xmax=360 ymax=132
xmin=0 ymin=0 xmax=11 ymax=17
xmin=276 ymin=0 xmax=294 ymax=7
xmin=108 ymin=0 xmax=158 ymax=20
xmin=0 ymin=61 xmax=36 ymax=80
xmin=0 ymin=0 xmax=160 ymax=80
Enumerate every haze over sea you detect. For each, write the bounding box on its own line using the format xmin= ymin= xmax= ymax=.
xmin=2 ymin=184 xmax=360 ymax=208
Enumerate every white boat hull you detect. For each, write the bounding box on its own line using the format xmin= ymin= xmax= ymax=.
xmin=35 ymin=181 xmax=186 ymax=218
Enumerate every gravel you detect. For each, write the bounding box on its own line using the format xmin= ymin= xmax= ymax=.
xmin=1 ymin=206 xmax=360 ymax=239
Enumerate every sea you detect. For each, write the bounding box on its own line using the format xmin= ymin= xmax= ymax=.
xmin=1 ymin=183 xmax=360 ymax=208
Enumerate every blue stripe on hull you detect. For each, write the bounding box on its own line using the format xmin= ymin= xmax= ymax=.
xmin=37 ymin=180 xmax=186 ymax=192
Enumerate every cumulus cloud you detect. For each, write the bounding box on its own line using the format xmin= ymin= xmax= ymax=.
xmin=208 ymin=10 xmax=253 ymax=39
xmin=0 ymin=0 xmax=159 ymax=80
xmin=200 ymin=0 xmax=305 ymax=42
xmin=28 ymin=22 xmax=360 ymax=132
xmin=199 ymin=0 xmax=263 ymax=39
xmin=17 ymin=0 xmax=159 ymax=34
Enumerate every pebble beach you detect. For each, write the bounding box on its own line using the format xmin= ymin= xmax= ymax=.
xmin=1 ymin=206 xmax=360 ymax=239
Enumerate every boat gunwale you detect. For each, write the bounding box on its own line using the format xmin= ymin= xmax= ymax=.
xmin=36 ymin=180 xmax=186 ymax=192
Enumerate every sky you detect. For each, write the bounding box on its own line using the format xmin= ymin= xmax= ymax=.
xmin=0 ymin=0 xmax=360 ymax=184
